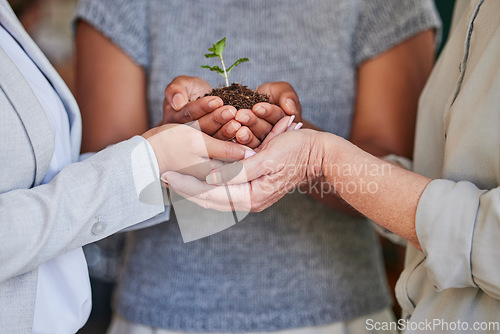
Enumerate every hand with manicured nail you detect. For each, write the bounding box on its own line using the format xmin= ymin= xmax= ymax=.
xmin=163 ymin=126 xmax=317 ymax=212
xmin=142 ymin=123 xmax=254 ymax=181
xmin=162 ymin=115 xmax=304 ymax=211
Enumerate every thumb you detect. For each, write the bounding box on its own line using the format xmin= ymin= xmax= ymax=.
xmin=164 ymin=79 xmax=190 ymax=111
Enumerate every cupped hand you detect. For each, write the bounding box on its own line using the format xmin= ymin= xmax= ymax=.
xmin=162 ymin=76 xmax=238 ymax=138
xmin=255 ymin=81 xmax=301 ymax=119
xmin=162 ymin=117 xmax=316 ymax=212
xmin=142 ymin=123 xmax=255 ymax=181
xmin=232 ymin=81 xmax=302 ymax=147
xmin=163 ymin=77 xmax=302 ymax=149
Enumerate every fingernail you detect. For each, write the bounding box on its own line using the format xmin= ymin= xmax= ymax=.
xmin=254 ymin=105 xmax=265 ymax=116
xmin=285 ymin=98 xmax=296 ymax=113
xmin=208 ymin=97 xmax=223 ymax=109
xmin=222 ymin=108 xmax=236 ymax=121
xmin=294 ymin=122 xmax=303 ymax=130
xmin=231 ymin=122 xmax=241 ymax=132
xmin=206 ymin=171 xmax=222 ymax=185
xmin=244 ymin=150 xmax=256 ymax=159
xmin=172 ymin=94 xmax=187 ymax=110
xmin=287 ymin=115 xmax=296 ymax=127
xmin=160 ymin=172 xmax=171 ymax=184
xmin=237 ymin=131 xmax=250 ymax=142
xmin=236 ymin=113 xmax=250 ymax=124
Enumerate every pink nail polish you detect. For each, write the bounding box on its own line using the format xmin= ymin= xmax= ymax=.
xmin=294 ymin=122 xmax=303 ymax=130
xmin=244 ymin=150 xmax=256 ymax=159
xmin=287 ymin=115 xmax=296 ymax=127
xmin=160 ymin=172 xmax=170 ymax=184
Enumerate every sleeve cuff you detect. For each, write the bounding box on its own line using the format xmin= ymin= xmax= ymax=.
xmin=416 ymin=179 xmax=485 ymax=290
xmin=81 ymin=138 xmax=170 ymax=232
xmin=382 ymin=154 xmax=413 ymax=171
xmin=130 ymin=136 xmax=165 ymax=207
xmin=123 ymin=136 xmax=170 ymax=231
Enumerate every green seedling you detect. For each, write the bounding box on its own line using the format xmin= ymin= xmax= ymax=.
xmin=201 ymin=37 xmax=249 ymax=87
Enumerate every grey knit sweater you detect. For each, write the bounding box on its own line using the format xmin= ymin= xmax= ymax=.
xmin=76 ymin=0 xmax=441 ymax=332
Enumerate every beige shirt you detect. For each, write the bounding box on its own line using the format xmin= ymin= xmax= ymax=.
xmin=398 ymin=0 xmax=500 ymax=332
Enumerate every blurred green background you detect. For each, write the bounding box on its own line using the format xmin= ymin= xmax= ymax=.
xmin=435 ymin=0 xmax=456 ymax=55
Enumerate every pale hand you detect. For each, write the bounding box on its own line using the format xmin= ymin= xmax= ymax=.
xmin=142 ymin=123 xmax=254 ymax=180
xmin=162 ymin=124 xmax=318 ymax=212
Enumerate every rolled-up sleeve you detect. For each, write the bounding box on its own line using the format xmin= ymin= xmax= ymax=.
xmin=416 ymin=179 xmax=500 ymax=299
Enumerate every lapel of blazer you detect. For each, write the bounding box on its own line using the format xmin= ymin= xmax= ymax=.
xmin=0 ymin=47 xmax=53 ymax=186
xmin=0 ymin=0 xmax=82 ymax=182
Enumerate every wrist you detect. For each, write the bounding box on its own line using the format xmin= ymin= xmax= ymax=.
xmin=304 ymin=131 xmax=327 ymax=181
xmin=315 ymin=132 xmax=343 ymax=181
xmin=142 ymin=126 xmax=171 ymax=174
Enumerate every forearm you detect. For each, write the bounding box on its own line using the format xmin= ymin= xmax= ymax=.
xmin=319 ymin=133 xmax=431 ymax=249
xmin=0 ymin=137 xmax=164 ymax=282
xmin=300 ymin=120 xmax=379 ymax=216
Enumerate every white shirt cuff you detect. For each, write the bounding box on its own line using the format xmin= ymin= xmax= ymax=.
xmin=415 ymin=179 xmax=483 ymax=290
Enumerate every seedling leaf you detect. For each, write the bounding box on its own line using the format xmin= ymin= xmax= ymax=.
xmin=213 ymin=37 xmax=226 ymax=56
xmin=227 ymin=58 xmax=249 ymax=74
xmin=201 ymin=37 xmax=247 ymax=87
xmin=200 ymin=65 xmax=224 ymax=74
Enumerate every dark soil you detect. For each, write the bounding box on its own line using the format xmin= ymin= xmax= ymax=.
xmin=205 ymin=83 xmax=270 ymax=110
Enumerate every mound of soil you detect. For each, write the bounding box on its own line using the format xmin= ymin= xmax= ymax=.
xmin=205 ymin=83 xmax=270 ymax=110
